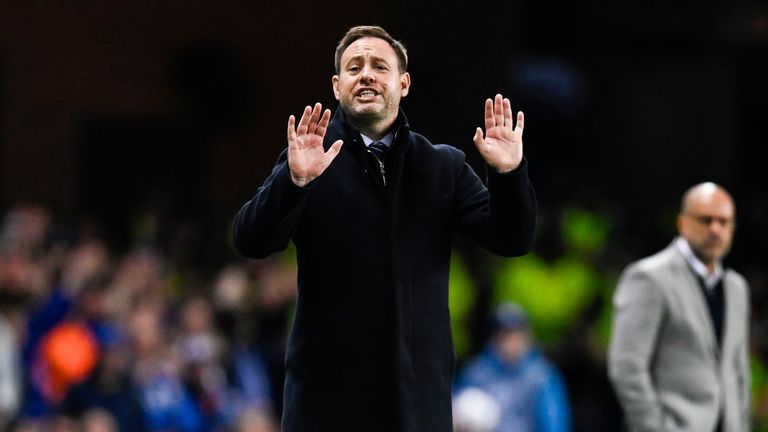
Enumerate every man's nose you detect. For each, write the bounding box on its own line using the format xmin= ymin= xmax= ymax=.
xmin=360 ymin=66 xmax=376 ymax=82
xmin=708 ymin=220 xmax=728 ymax=235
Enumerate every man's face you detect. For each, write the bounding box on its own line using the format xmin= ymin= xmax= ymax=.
xmin=332 ymin=37 xmax=410 ymax=127
xmin=677 ymin=188 xmax=735 ymax=265
xmin=494 ymin=328 xmax=529 ymax=364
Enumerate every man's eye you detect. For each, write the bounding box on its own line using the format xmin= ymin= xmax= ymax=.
xmin=348 ymin=66 xmax=360 ymax=73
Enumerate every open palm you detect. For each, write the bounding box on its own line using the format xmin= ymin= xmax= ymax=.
xmin=287 ymin=103 xmax=343 ymax=187
xmin=472 ymin=94 xmax=524 ymax=173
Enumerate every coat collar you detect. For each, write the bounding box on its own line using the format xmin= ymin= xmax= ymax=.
xmin=329 ymin=106 xmax=411 ymax=148
xmin=674 ymin=237 xmax=724 ymax=289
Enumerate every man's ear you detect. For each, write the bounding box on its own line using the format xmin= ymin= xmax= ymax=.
xmin=400 ymin=72 xmax=411 ymax=97
xmin=332 ymin=75 xmax=340 ymax=100
xmin=676 ymin=213 xmax=685 ymax=235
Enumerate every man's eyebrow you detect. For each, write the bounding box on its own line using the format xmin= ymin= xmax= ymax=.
xmin=343 ymin=54 xmax=391 ymax=66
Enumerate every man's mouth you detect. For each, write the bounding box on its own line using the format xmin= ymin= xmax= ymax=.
xmin=356 ymin=89 xmax=378 ymax=98
xmin=704 ymin=238 xmax=723 ymax=249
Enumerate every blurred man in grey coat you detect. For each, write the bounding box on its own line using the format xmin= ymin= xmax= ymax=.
xmin=608 ymin=182 xmax=750 ymax=432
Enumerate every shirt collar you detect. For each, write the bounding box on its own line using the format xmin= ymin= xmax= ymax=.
xmin=675 ymin=237 xmax=723 ymax=289
xmin=361 ymin=132 xmax=394 ymax=147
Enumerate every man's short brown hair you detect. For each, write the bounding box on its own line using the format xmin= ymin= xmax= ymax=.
xmin=334 ymin=25 xmax=408 ymax=74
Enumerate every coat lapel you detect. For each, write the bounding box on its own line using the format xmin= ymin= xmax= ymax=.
xmin=668 ymin=246 xmax=719 ymax=360
xmin=719 ymin=272 xmax=739 ymax=365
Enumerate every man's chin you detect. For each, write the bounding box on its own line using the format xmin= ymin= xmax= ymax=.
xmin=347 ymin=108 xmax=384 ymax=122
xmin=349 ymin=104 xmax=382 ymax=116
xmin=702 ymin=247 xmax=729 ymax=262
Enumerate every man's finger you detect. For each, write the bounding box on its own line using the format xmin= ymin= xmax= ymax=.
xmin=516 ymin=111 xmax=525 ymax=132
xmin=287 ymin=115 xmax=297 ymax=144
xmin=297 ymin=105 xmax=312 ymax=136
xmin=503 ymin=98 xmax=513 ymax=129
xmin=315 ymin=109 xmax=332 ymax=137
xmin=494 ymin=94 xmax=504 ymax=128
xmin=472 ymin=127 xmax=484 ymax=148
xmin=484 ymin=99 xmax=494 ymax=130
xmin=324 ymin=140 xmax=344 ymax=163
xmin=307 ymin=103 xmax=323 ymax=134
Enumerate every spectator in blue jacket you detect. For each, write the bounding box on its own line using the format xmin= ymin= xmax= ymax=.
xmin=454 ymin=302 xmax=571 ymax=432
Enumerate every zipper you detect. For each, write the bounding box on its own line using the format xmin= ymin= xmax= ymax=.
xmin=367 ymin=149 xmax=387 ymax=187
xmin=377 ymin=159 xmax=386 ymax=187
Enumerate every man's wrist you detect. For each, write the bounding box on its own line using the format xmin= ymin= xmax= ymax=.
xmin=494 ymin=166 xmax=516 ymax=174
xmin=492 ymin=163 xmax=519 ymax=174
xmin=290 ymin=172 xmax=311 ymax=188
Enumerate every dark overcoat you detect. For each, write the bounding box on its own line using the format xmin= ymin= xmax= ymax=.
xmin=233 ymin=108 xmax=536 ymax=431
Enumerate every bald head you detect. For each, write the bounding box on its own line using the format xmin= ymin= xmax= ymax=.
xmin=680 ymin=182 xmax=734 ymax=215
xmin=677 ymin=182 xmax=736 ymax=269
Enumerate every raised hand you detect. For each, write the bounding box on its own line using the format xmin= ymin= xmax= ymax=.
xmin=287 ymin=103 xmax=344 ymax=187
xmin=472 ymin=94 xmax=524 ymax=173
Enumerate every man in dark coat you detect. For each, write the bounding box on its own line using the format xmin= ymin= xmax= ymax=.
xmin=233 ymin=25 xmax=536 ymax=431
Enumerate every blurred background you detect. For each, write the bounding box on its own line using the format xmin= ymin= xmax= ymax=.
xmin=1 ymin=1 xmax=767 ymax=431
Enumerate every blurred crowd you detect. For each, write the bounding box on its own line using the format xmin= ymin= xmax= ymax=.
xmin=1 ymin=201 xmax=767 ymax=431
xmin=0 ymin=203 xmax=298 ymax=431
